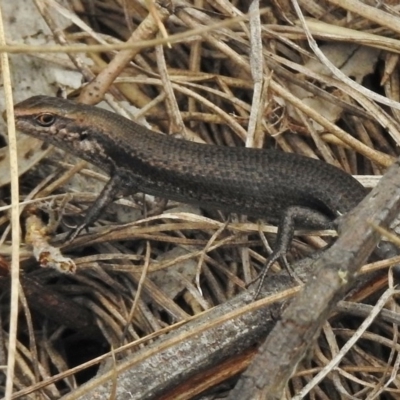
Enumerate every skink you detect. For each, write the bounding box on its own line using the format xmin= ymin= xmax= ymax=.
xmin=13 ymin=95 xmax=369 ymax=288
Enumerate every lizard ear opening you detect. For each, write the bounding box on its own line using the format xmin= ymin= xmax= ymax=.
xmin=35 ymin=113 xmax=56 ymax=127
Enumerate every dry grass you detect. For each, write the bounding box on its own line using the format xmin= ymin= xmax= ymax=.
xmin=1 ymin=0 xmax=400 ymax=399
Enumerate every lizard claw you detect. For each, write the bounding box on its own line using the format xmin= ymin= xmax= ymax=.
xmin=248 ymin=254 xmax=304 ymax=301
xmin=247 ymin=252 xmax=281 ymax=300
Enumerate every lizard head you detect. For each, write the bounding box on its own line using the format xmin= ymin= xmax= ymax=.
xmin=14 ymin=95 xmax=88 ymax=145
xmin=13 ymin=95 xmax=114 ymax=169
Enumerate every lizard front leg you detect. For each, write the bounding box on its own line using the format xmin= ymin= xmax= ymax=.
xmin=66 ymin=173 xmax=131 ymax=241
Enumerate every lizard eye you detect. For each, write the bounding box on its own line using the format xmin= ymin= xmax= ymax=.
xmin=35 ymin=113 xmax=56 ymax=127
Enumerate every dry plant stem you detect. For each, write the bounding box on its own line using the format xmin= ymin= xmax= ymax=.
xmin=327 ymin=0 xmax=400 ymax=36
xmin=123 ymin=241 xmax=152 ymax=339
xmin=58 ymin=273 xmax=297 ymax=400
xmin=294 ymin=109 xmax=340 ymax=168
xmin=37 ymin=160 xmax=87 ymax=198
xmin=187 ymin=1 xmax=203 ymax=124
xmin=293 ymin=287 xmax=397 ymax=399
xmin=264 ymin=50 xmax=400 ymax=148
xmin=271 ymin=81 xmax=394 ymax=167
xmin=127 ymin=276 xmax=190 ymax=321
xmin=299 ymin=20 xmax=400 ymax=54
xmin=227 ymin=159 xmax=400 ymax=399
xmin=25 ymin=211 xmax=76 ymax=273
xmin=0 ymin=12 xmax=253 ymax=55
xmin=79 ymin=4 xmax=171 ymax=104
xmin=55 ymin=267 xmax=388 ymax=400
xmin=146 ymin=0 xmax=170 ymax=43
xmin=34 ymin=0 xmax=95 ymax=82
xmin=382 ymin=53 xmax=399 ymax=86
xmin=246 ymin=0 xmax=263 ymax=148
xmin=336 ymin=300 xmax=400 ymax=326
xmin=176 ymin=8 xmax=394 ymax=166
xmin=62 ymin=219 xmax=280 ymax=262
xmin=90 ymin=50 xmax=162 ymax=115
xmin=172 ymin=82 xmax=249 ymax=140
xmin=18 ymin=287 xmax=41 ymax=388
xmin=204 ymin=0 xmax=242 ymax=17
xmin=155 ymin=43 xmax=187 ymax=137
xmin=8 ymin=3 xmax=400 ymax=398
xmin=7 ymin=276 xmax=103 ymax=340
xmin=0 ymin=170 xmax=59 ymax=248
xmin=355 ymin=295 xmax=400 ymax=398
xmin=298 ymin=0 xmax=336 ymax=22
xmin=88 ymin=76 xmax=250 ymax=140
xmin=292 ymin=0 xmax=400 ymax=130
xmin=6 ymin=264 xmax=387 ymax=400
xmin=263 ymin=52 xmax=374 ymax=120
xmin=117 ymin=75 xmax=244 ymax=117
xmin=0 ymin=3 xmax=20 ymax=398
xmin=195 ymin=221 xmax=228 ymax=294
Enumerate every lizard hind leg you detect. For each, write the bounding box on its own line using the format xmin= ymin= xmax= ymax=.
xmin=252 ymin=205 xmax=335 ymax=299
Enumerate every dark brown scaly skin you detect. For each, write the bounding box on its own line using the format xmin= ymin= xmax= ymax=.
xmin=13 ymin=96 xmax=369 ymax=293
